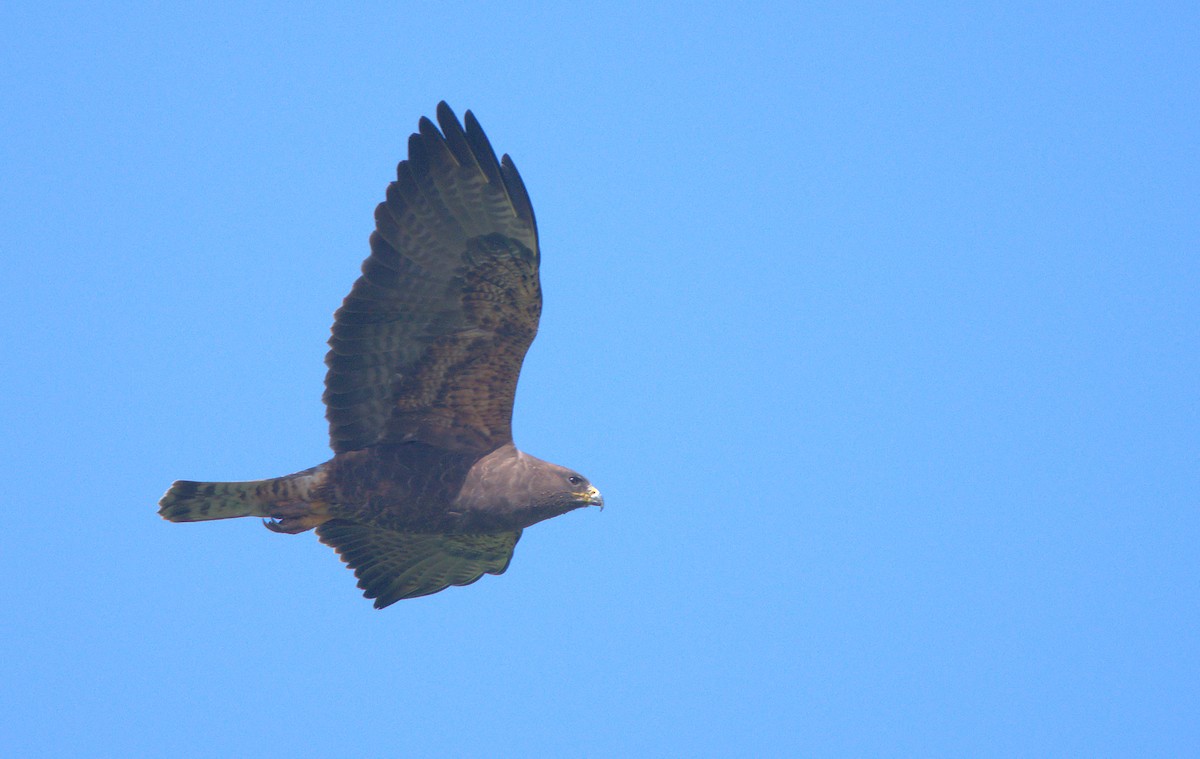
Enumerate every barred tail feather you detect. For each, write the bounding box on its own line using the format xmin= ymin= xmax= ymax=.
xmin=158 ymin=479 xmax=273 ymax=522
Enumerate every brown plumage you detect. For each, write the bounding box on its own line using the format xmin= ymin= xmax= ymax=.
xmin=158 ymin=103 xmax=601 ymax=608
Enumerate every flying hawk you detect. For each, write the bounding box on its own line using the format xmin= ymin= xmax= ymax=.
xmin=159 ymin=103 xmax=602 ymax=608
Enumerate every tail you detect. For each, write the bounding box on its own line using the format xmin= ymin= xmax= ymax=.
xmin=158 ymin=479 xmax=276 ymax=522
xmin=158 ymin=467 xmax=331 ymax=533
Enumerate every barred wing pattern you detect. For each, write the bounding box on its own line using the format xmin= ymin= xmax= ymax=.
xmin=317 ymin=520 xmax=522 ymax=608
xmin=323 ymin=102 xmax=541 ymax=454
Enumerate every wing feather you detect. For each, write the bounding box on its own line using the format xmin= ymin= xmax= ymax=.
xmin=324 ymin=103 xmax=540 ymax=452
xmin=317 ymin=520 xmax=522 ymax=608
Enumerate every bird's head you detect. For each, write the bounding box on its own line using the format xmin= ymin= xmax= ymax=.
xmin=456 ymin=445 xmax=603 ymax=530
xmin=524 ymin=464 xmax=603 ymax=524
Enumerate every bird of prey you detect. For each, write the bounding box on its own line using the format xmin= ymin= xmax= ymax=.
xmin=158 ymin=103 xmax=602 ymax=608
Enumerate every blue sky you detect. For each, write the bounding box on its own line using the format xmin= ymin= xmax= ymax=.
xmin=2 ymin=2 xmax=1196 ymax=756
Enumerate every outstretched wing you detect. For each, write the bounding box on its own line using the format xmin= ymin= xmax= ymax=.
xmin=316 ymin=520 xmax=522 ymax=608
xmin=324 ymin=102 xmax=541 ymax=453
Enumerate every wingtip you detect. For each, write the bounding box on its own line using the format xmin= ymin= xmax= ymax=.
xmin=406 ymin=132 xmax=429 ymax=172
xmin=463 ymin=109 xmax=481 ymax=134
xmin=417 ymin=115 xmax=439 ymax=136
xmin=499 ymin=154 xmax=537 ymax=232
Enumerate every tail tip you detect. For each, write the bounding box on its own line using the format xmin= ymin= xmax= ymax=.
xmin=158 ymin=480 xmax=203 ymax=522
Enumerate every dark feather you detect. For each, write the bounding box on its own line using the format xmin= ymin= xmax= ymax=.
xmin=500 ymin=154 xmax=538 ymax=235
xmin=317 ymin=520 xmax=521 ymax=608
xmin=463 ymin=110 xmax=505 ymax=188
xmin=436 ymin=102 xmax=482 ymax=175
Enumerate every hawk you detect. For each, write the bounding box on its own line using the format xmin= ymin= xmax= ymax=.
xmin=159 ymin=103 xmax=602 ymax=608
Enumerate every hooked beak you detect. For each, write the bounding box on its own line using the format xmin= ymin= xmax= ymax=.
xmin=583 ymin=485 xmax=604 ymax=511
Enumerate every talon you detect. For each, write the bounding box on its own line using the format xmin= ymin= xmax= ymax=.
xmin=262 ymin=513 xmax=330 ymax=534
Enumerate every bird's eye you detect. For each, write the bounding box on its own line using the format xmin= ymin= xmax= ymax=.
xmin=568 ymin=475 xmax=582 ymax=486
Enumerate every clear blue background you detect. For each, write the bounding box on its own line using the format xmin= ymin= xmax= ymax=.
xmin=2 ymin=2 xmax=1196 ymax=756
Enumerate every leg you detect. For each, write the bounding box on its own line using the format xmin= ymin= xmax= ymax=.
xmin=262 ymin=501 xmax=331 ymax=534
